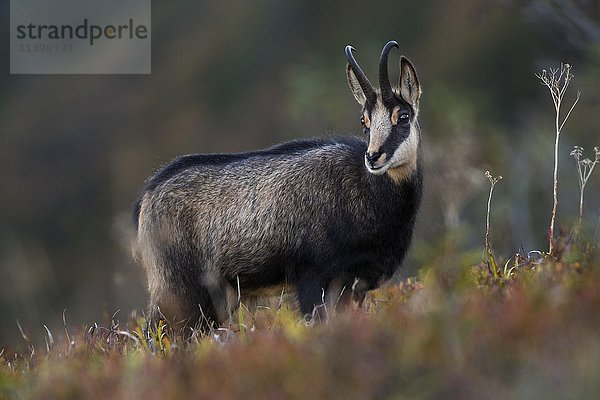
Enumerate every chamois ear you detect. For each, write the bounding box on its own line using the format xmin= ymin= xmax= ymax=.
xmin=347 ymin=63 xmax=367 ymax=106
xmin=398 ymin=56 xmax=421 ymax=106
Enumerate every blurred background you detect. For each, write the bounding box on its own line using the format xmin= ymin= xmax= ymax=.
xmin=1 ymin=0 xmax=599 ymax=347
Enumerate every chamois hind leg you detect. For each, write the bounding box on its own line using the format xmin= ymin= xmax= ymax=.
xmin=146 ymin=271 xmax=237 ymax=334
xmin=148 ymin=286 xmax=236 ymax=334
xmin=148 ymin=241 xmax=241 ymax=332
xmin=193 ymin=276 xmax=239 ymax=332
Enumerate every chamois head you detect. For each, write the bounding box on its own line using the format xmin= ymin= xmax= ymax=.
xmin=346 ymin=41 xmax=422 ymax=180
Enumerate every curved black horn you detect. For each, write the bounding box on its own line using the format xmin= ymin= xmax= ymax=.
xmin=379 ymin=40 xmax=399 ymax=104
xmin=345 ymin=45 xmax=376 ymax=103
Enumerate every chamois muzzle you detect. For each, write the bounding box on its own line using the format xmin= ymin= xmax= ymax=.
xmin=379 ymin=40 xmax=399 ymax=105
xmin=345 ymin=45 xmax=376 ymax=104
xmin=365 ymin=151 xmax=383 ymax=166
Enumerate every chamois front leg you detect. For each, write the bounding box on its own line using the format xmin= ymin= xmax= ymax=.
xmin=331 ymin=277 xmax=368 ymax=311
xmin=294 ymin=278 xmax=328 ymax=323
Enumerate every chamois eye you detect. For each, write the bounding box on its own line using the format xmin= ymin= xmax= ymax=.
xmin=360 ymin=116 xmax=365 ymax=126
xmin=400 ymin=113 xmax=410 ymax=121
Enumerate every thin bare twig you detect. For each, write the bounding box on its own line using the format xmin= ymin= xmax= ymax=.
xmin=537 ymin=63 xmax=580 ymax=255
xmin=571 ymin=146 xmax=600 ymax=232
xmin=484 ymin=171 xmax=502 ymax=264
xmin=559 ymin=91 xmax=581 ymax=132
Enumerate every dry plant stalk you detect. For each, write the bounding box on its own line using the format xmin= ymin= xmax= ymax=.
xmin=536 ymin=63 xmax=581 ymax=255
xmin=484 ymin=171 xmax=502 ymax=265
xmin=570 ymin=146 xmax=600 ymax=231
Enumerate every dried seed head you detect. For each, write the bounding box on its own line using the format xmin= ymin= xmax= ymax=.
xmin=485 ymin=171 xmax=502 ymax=185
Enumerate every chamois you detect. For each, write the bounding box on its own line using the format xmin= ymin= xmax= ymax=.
xmin=133 ymin=40 xmax=423 ymax=329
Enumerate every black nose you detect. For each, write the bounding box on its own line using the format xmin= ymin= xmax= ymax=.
xmin=365 ymin=151 xmax=383 ymax=164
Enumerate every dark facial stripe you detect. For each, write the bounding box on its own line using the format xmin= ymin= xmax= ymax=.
xmin=379 ymin=123 xmax=410 ymax=157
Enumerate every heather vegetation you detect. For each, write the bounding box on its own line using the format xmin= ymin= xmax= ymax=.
xmin=2 ymin=242 xmax=600 ymax=399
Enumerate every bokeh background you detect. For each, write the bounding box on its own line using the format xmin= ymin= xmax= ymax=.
xmin=1 ymin=0 xmax=599 ymax=347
